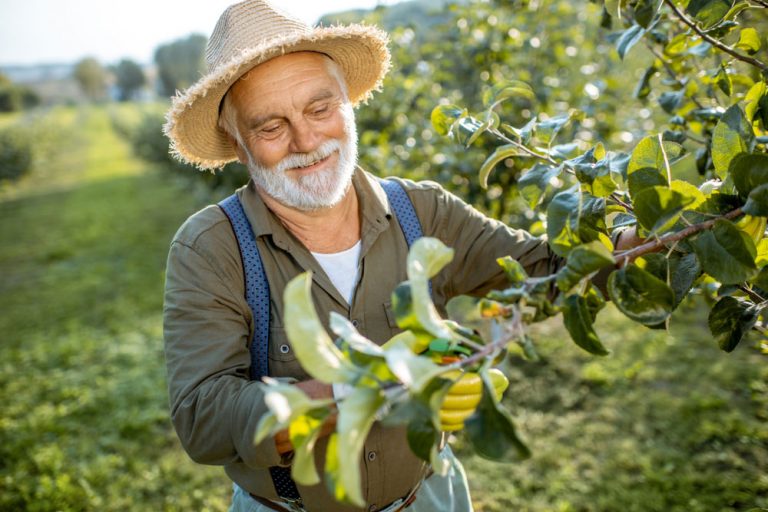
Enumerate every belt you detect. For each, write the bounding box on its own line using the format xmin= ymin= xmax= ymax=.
xmin=249 ymin=477 xmax=424 ymax=512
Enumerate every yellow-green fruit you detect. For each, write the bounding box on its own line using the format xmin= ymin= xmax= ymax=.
xmin=443 ymin=370 xmax=482 ymax=395
xmin=442 ymin=392 xmax=482 ymax=410
xmin=441 ymin=420 xmax=465 ymax=432
xmin=488 ymin=368 xmax=509 ymax=398
xmin=439 ymin=408 xmax=475 ymax=425
xmin=735 ymin=214 xmax=767 ymax=245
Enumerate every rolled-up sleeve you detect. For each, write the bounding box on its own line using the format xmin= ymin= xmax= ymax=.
xmin=163 ymin=230 xmax=282 ymax=469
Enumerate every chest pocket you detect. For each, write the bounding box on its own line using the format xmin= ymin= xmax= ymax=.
xmin=265 ymin=327 xmax=309 ymax=379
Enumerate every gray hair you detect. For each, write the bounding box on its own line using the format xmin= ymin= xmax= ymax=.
xmin=217 ymin=54 xmax=349 ymax=142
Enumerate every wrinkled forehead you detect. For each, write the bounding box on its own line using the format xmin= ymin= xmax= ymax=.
xmin=221 ymin=51 xmax=345 ymax=114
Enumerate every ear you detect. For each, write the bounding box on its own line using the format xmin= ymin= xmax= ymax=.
xmin=225 ymin=133 xmax=249 ymax=165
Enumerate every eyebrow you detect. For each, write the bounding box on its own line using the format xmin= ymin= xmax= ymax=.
xmin=248 ymin=89 xmax=339 ymax=130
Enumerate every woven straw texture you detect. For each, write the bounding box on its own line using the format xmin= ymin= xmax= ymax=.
xmin=164 ymin=0 xmax=390 ymax=170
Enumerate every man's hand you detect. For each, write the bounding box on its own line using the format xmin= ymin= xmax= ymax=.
xmin=274 ymin=379 xmax=335 ymax=455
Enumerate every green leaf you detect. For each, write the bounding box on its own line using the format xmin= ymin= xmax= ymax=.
xmin=712 ymin=105 xmax=754 ymax=179
xmin=714 ymin=63 xmax=733 ymax=97
xmin=384 ymin=337 xmax=444 ymax=393
xmin=634 ymin=185 xmax=697 ymax=235
xmin=607 ymin=265 xmax=675 ymax=325
xmin=518 ymin=163 xmax=561 ymax=208
xmin=745 ymin=81 xmax=768 ymax=127
xmin=686 ymin=0 xmax=734 ymax=28
xmin=616 ymin=24 xmax=646 ymax=60
xmin=722 ymin=0 xmax=750 ymax=21
xmin=478 ymin=143 xmax=526 ymax=189
xmin=571 ymin=146 xmax=618 ymax=198
xmin=546 ymin=188 xmax=607 ymax=257
xmin=536 ymin=113 xmax=572 ymax=147
xmin=465 ymin=374 xmax=531 ymax=461
xmin=430 ymin=104 xmax=464 ymax=136
xmin=634 ymin=0 xmax=662 ymax=28
xmin=496 ymin=256 xmax=529 ymax=284
xmin=708 ymin=296 xmax=760 ymax=352
xmin=659 ymin=90 xmax=684 ymax=114
xmin=751 ymin=266 xmax=768 ymax=289
xmin=635 ymin=253 xmax=668 ymax=283
xmin=745 ymin=184 xmax=768 ymax=217
xmin=406 ymin=405 xmax=441 ymax=463
xmin=556 ymin=241 xmax=616 ymax=292
xmin=482 ymin=80 xmax=535 ymax=107
xmin=407 ymin=238 xmax=456 ymax=340
xmin=729 ymin=152 xmax=768 ymax=198
xmin=735 ymin=28 xmax=761 ymax=54
xmin=562 ymin=294 xmax=610 ymax=356
xmin=289 ymin=409 xmax=329 ymax=486
xmin=453 ymin=116 xmax=486 ymax=147
xmin=627 ymin=136 xmax=682 ymax=197
xmin=628 ymin=167 xmax=669 ymax=198
xmin=325 ymin=387 xmax=384 ymax=507
xmin=518 ymin=117 xmax=537 ymax=145
xmin=691 ymin=219 xmax=757 ymax=284
xmin=635 ymin=65 xmax=658 ymax=99
xmin=284 ymin=273 xmax=357 ymax=383
xmin=668 ymin=252 xmax=702 ymax=307
xmin=671 ymin=180 xmax=707 ymax=210
xmin=330 ymin=312 xmax=383 ymax=358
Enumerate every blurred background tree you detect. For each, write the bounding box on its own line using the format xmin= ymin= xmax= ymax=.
xmin=0 ymin=73 xmax=40 ymax=112
xmin=154 ymin=34 xmax=207 ymax=98
xmin=73 ymin=56 xmax=108 ymax=102
xmin=113 ymin=59 xmax=145 ymax=102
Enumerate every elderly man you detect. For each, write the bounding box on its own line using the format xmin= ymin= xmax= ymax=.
xmin=162 ymin=1 xmax=636 ymax=511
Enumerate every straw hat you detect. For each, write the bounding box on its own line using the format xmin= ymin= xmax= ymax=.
xmin=163 ymin=0 xmax=390 ymax=170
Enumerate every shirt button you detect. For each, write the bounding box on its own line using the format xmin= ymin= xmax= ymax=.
xmin=352 ymin=319 xmax=360 ymax=327
xmin=279 ymin=344 xmax=290 ymax=354
xmin=367 ymin=451 xmax=376 ymax=461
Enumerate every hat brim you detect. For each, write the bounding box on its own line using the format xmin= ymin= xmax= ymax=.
xmin=164 ymin=24 xmax=390 ymax=170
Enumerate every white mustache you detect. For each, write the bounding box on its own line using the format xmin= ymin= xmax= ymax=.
xmin=275 ymin=139 xmax=342 ymax=173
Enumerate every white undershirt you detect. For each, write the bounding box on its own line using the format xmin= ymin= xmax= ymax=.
xmin=310 ymin=240 xmax=362 ymax=306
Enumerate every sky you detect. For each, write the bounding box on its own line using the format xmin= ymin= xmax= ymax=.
xmin=0 ymin=0 xmax=396 ymax=66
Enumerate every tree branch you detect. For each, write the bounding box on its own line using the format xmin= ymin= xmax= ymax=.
xmin=663 ymin=0 xmax=768 ymax=71
xmin=738 ymin=284 xmax=766 ymax=304
xmin=613 ymin=207 xmax=743 ymax=262
xmin=488 ymin=128 xmax=559 ymax=165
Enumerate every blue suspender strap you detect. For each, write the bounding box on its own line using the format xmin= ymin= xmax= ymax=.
xmin=218 ymin=194 xmax=303 ymax=505
xmin=218 ymin=194 xmax=270 ymax=380
xmin=377 ymin=178 xmax=432 ymax=296
xmin=377 ymin=177 xmax=424 ymax=245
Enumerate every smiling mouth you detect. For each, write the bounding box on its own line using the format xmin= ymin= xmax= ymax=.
xmin=291 ymin=153 xmax=333 ymax=171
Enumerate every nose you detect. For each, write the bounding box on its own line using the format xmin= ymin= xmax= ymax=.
xmin=288 ymin=118 xmax=321 ymax=154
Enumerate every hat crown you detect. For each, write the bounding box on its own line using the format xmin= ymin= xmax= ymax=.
xmin=205 ymin=0 xmax=310 ymax=72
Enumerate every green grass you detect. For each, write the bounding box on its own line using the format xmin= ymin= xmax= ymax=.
xmin=0 ymin=105 xmax=230 ymax=511
xmin=1 ymin=104 xmax=766 ymax=511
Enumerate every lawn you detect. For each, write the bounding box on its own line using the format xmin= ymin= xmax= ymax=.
xmin=0 ymin=104 xmax=766 ymax=511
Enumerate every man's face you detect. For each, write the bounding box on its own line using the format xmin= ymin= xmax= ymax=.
xmin=225 ymin=52 xmax=358 ymax=211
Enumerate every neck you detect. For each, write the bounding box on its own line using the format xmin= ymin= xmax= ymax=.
xmin=260 ymin=184 xmax=360 ymax=253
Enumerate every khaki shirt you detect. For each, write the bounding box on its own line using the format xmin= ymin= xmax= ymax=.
xmin=163 ymin=169 xmax=561 ymax=512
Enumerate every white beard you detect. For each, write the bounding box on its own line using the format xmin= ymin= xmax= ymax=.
xmin=245 ymin=104 xmax=358 ymax=211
